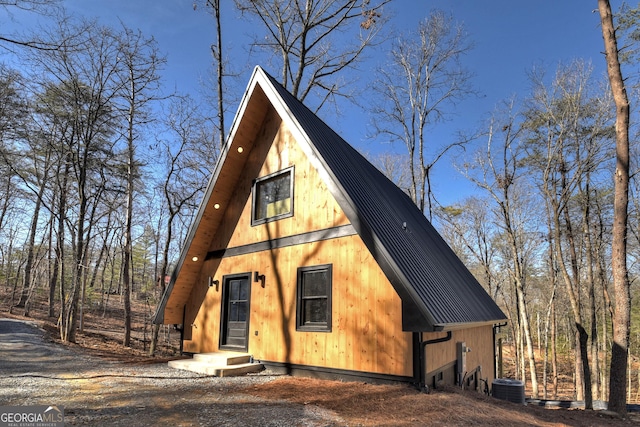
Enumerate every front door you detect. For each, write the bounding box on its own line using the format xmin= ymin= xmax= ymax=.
xmin=220 ymin=273 xmax=251 ymax=350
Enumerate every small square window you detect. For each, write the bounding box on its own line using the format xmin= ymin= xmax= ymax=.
xmin=252 ymin=167 xmax=294 ymax=225
xmin=296 ymin=264 xmax=332 ymax=332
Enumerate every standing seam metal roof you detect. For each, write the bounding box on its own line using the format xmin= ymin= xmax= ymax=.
xmin=260 ymin=68 xmax=506 ymax=329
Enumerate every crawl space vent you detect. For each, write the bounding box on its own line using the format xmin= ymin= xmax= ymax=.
xmin=492 ymin=378 xmax=525 ymax=404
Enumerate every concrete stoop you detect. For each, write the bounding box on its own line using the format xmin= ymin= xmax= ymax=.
xmin=168 ymin=351 xmax=264 ymax=377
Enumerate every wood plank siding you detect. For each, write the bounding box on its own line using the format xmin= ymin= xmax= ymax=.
xmin=423 ymin=326 xmax=496 ymax=385
xmin=162 ymin=86 xmax=273 ymax=324
xmin=157 ymin=67 xmax=506 ymax=386
xmin=208 ymin=111 xmax=350 ymax=252
xmin=180 ymin=116 xmax=412 ymax=377
xmin=183 ymin=235 xmax=413 ymax=377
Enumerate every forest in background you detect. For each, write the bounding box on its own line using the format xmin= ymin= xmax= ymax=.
xmin=0 ymin=0 xmax=638 ymax=414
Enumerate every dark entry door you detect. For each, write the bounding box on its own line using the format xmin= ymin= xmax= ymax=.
xmin=220 ymin=274 xmax=251 ymax=349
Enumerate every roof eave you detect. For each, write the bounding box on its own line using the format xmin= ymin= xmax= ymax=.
xmin=254 ymin=70 xmax=443 ymax=329
xmin=432 ymin=319 xmax=509 ymax=332
xmin=153 ymin=66 xmax=268 ymax=325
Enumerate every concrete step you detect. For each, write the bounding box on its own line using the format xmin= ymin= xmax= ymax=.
xmin=168 ymin=352 xmax=263 ymax=377
xmin=192 ymin=352 xmax=251 ymax=366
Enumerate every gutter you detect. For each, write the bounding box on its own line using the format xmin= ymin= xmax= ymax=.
xmin=413 ymin=331 xmax=453 ymax=391
xmin=493 ymin=322 xmax=508 ymax=380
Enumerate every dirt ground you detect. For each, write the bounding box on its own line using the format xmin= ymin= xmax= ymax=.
xmin=248 ymin=378 xmax=636 ymax=426
xmin=1 ymin=286 xmax=638 ymax=426
xmin=0 ymin=312 xmax=636 ymax=426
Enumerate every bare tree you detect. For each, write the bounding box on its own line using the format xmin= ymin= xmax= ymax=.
xmin=461 ymin=101 xmax=541 ymax=398
xmin=235 ymin=0 xmax=389 ymax=111
xmin=0 ymin=0 xmax=57 ymax=12
xmin=0 ymin=72 xmax=62 ymax=316
xmin=114 ymin=25 xmax=164 ymax=347
xmin=598 ymin=0 xmax=631 ymax=415
xmin=371 ymin=10 xmax=474 ymax=219
xmin=0 ymin=0 xmax=64 ymax=51
xmin=12 ymin=136 xmax=53 ymax=315
xmin=149 ymin=95 xmax=218 ymax=355
xmin=522 ymin=61 xmax=613 ymax=408
xmin=30 ymin=18 xmax=123 ymax=342
xmin=205 ymin=0 xmax=227 ymax=147
xmin=437 ymin=196 xmax=499 ymax=300
xmin=368 ymin=152 xmax=412 ymax=196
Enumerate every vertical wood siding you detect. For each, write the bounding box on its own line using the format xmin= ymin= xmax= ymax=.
xmin=181 ymin=117 xmax=411 ymax=376
xmin=183 ymin=235 xmax=413 ymax=377
xmin=178 ymin=109 xmax=494 ymax=380
xmin=208 ymin=113 xmax=350 ymax=254
xmin=423 ymin=326 xmax=496 ymax=383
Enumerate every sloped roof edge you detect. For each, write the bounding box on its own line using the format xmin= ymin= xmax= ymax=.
xmin=252 ymin=69 xmax=438 ymax=328
xmin=153 ymin=67 xmax=266 ymax=324
xmin=254 ymin=67 xmax=506 ymax=330
xmin=155 ymin=66 xmax=507 ymax=330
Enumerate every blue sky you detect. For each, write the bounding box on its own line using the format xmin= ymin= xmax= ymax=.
xmin=1 ymin=0 xmax=619 ymax=205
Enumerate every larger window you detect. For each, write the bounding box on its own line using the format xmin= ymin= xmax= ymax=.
xmin=252 ymin=167 xmax=294 ymax=225
xmin=296 ymin=264 xmax=332 ymax=332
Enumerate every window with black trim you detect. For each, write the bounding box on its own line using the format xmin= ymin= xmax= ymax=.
xmin=252 ymin=167 xmax=294 ymax=225
xmin=296 ymin=264 xmax=332 ymax=332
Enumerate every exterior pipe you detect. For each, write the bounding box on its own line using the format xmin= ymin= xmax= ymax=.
xmin=414 ymin=331 xmax=453 ymax=391
xmin=412 ymin=333 xmax=421 ymax=389
xmin=493 ymin=322 xmax=508 ymax=382
xmin=179 ymin=305 xmax=187 ymax=355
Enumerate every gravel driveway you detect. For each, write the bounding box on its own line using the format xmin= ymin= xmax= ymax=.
xmin=0 ymin=319 xmax=343 ymax=426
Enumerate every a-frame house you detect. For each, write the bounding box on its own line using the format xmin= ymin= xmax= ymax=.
xmin=154 ymin=66 xmax=507 ymax=389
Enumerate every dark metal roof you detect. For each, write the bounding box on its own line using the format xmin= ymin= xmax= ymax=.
xmin=155 ymin=66 xmax=507 ymax=329
xmin=260 ymin=68 xmax=507 ymax=330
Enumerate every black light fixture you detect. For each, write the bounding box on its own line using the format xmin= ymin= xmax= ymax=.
xmin=208 ymin=276 xmax=219 ymax=291
xmin=254 ymin=271 xmax=266 ymax=288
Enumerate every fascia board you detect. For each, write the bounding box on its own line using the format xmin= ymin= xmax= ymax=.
xmin=252 ymin=67 xmax=437 ymax=330
xmin=154 ymin=67 xmax=264 ymax=324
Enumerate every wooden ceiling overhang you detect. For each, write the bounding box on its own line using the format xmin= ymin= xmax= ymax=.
xmin=156 ymin=79 xmax=271 ymax=324
xmin=156 ymin=66 xmax=508 ymax=331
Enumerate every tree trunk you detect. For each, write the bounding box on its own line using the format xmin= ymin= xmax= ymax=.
xmin=583 ymin=181 xmax=600 ymax=400
xmin=598 ymin=0 xmax=631 ymax=415
xmin=209 ymin=0 xmax=225 ymax=148
xmin=588 ymin=262 xmax=600 ymax=400
xmin=553 ymin=199 xmax=592 ymax=407
xmin=55 ymin=156 xmax=70 ymax=330
xmin=515 ymin=278 xmax=538 ymax=397
xmin=122 ymin=79 xmax=135 ymax=348
xmin=542 ymin=283 xmax=556 ymax=399
xmin=16 ymin=179 xmax=46 ymax=312
xmin=602 ymin=271 xmax=611 ymax=400
xmin=149 ymin=214 xmax=172 ymax=356
xmin=551 ymin=301 xmax=558 ymax=398
xmin=61 ymin=155 xmax=88 ymax=343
